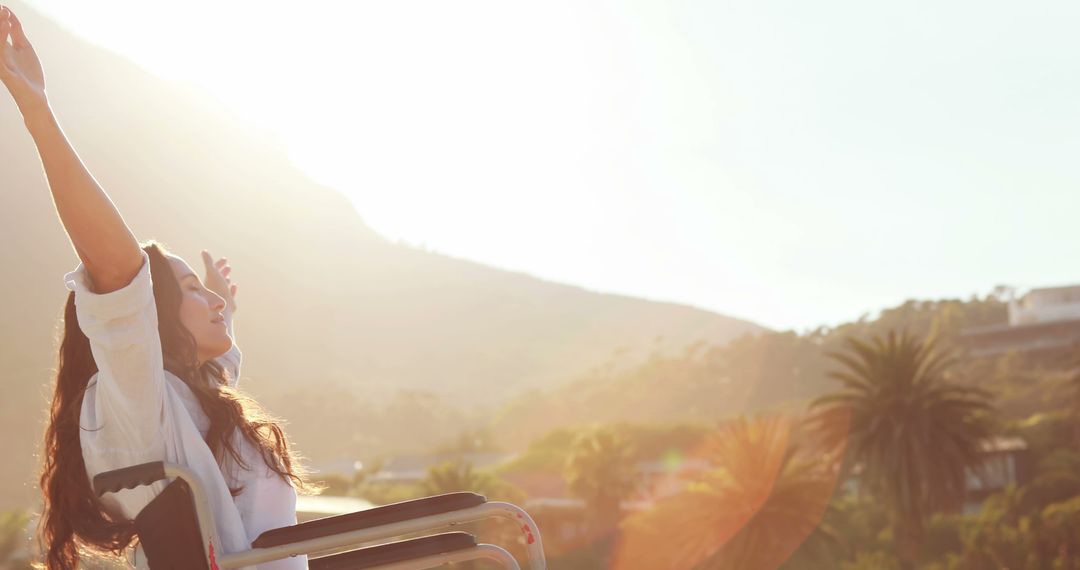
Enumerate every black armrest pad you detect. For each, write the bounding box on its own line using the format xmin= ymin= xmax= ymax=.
xmin=94 ymin=461 xmax=166 ymax=496
xmin=252 ymin=492 xmax=486 ymax=549
xmin=310 ymin=532 xmax=477 ymax=570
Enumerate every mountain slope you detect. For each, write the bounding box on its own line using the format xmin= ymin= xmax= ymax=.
xmin=0 ymin=2 xmax=765 ymax=509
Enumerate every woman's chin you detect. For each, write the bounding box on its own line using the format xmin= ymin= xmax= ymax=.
xmin=211 ymin=336 xmax=233 ymax=358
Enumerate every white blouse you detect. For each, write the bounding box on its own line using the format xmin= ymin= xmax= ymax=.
xmin=66 ymin=249 xmax=307 ymax=569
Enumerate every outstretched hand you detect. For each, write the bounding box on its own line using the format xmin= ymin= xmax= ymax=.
xmin=202 ymin=250 xmax=238 ymax=314
xmin=0 ymin=6 xmax=47 ymax=109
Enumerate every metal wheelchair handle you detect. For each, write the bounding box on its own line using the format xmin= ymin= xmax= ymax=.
xmin=93 ymin=461 xmax=167 ymax=496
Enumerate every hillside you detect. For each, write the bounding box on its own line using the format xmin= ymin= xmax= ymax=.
xmin=0 ymin=2 xmax=764 ymax=509
xmin=486 ymin=295 xmax=1022 ymax=449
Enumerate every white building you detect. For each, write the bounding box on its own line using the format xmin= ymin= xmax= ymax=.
xmin=1008 ymin=284 xmax=1080 ymax=326
xmin=960 ymin=283 xmax=1080 ymax=358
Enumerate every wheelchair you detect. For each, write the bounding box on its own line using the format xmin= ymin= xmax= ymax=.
xmin=93 ymin=461 xmax=547 ymax=569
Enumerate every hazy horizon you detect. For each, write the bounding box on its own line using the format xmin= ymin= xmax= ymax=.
xmin=21 ymin=0 xmax=1080 ymax=331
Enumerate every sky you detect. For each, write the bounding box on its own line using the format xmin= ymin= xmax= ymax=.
xmin=21 ymin=0 xmax=1080 ymax=331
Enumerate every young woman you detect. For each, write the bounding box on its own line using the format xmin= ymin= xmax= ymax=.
xmin=0 ymin=7 xmax=319 ymax=569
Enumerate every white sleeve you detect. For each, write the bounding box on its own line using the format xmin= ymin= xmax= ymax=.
xmin=214 ymin=342 xmax=243 ymax=388
xmin=64 ymin=249 xmax=166 ymax=451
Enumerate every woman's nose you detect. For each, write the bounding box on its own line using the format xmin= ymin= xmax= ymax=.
xmin=211 ymin=292 xmax=227 ymax=312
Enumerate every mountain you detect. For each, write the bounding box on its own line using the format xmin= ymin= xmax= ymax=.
xmin=0 ymin=2 xmax=765 ymax=509
xmin=486 ymin=295 xmax=1013 ymax=450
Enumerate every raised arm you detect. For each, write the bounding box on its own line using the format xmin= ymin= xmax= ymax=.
xmin=1 ymin=6 xmax=142 ymax=293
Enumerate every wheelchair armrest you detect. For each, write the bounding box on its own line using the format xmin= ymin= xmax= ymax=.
xmin=309 ymin=532 xmax=477 ymax=570
xmin=93 ymin=461 xmax=167 ymax=496
xmin=251 ymin=492 xmax=487 ymax=549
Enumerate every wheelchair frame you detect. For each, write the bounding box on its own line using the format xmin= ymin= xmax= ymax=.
xmin=93 ymin=461 xmax=547 ymax=569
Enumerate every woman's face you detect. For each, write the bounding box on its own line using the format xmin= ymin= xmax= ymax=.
xmin=167 ymin=254 xmax=232 ymax=365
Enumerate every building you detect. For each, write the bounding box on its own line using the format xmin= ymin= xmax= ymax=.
xmin=368 ymin=452 xmax=518 ymax=484
xmin=840 ymin=436 xmax=1033 ymax=513
xmin=1008 ymin=285 xmax=1080 ymax=326
xmin=962 ymin=436 xmax=1034 ymax=513
xmin=960 ymin=284 xmax=1080 ymax=359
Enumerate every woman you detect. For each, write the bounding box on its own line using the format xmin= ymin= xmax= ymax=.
xmin=0 ymin=7 xmax=319 ymax=569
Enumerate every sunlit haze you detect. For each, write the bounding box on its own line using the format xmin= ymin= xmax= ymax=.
xmin=25 ymin=0 xmax=1080 ymax=331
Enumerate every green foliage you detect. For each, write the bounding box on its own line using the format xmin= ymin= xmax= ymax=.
xmin=354 ymin=481 xmax=426 ymax=506
xmin=943 ymin=494 xmax=1080 ymax=569
xmin=611 ymin=416 xmax=841 ymax=569
xmin=420 ymin=460 xmax=525 ymax=504
xmin=496 ymin=426 xmax=578 ymax=474
xmin=1010 ymin=411 xmax=1074 ymax=458
xmin=0 ymin=508 xmax=31 ymax=565
xmin=489 ymin=295 xmax=1013 ymax=451
xmin=1021 ymin=471 xmax=1080 ymax=516
xmin=920 ymin=514 xmax=964 ymax=564
xmin=608 ymin=421 xmax=714 ymax=460
xmin=514 ymin=298 xmax=1080 ymax=567
xmin=839 ymin=550 xmax=902 ymax=570
xmin=807 ymin=495 xmax=894 ymax=562
xmin=958 ymin=355 xmax=1077 ymax=420
xmin=1038 ymin=448 xmax=1080 ymax=475
xmin=808 ymin=330 xmax=997 ymax=567
xmin=563 ymin=426 xmax=639 ymax=528
xmin=422 ymin=461 xmax=493 ymax=496
xmin=694 ymin=417 xmax=841 ymax=569
xmin=497 ymin=421 xmax=713 ymax=477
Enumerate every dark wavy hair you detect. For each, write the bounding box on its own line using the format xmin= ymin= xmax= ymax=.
xmin=35 ymin=239 xmax=320 ymax=569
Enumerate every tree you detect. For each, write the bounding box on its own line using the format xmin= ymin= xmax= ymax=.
xmin=433 ymin=427 xmax=500 ymax=455
xmin=611 ymin=415 xmax=841 ymax=570
xmin=951 ymin=493 xmax=1080 ymax=569
xmin=421 ymin=460 xmax=495 ymax=496
xmin=419 ymin=460 xmax=524 ymax=503
xmin=808 ymin=330 xmax=996 ymax=569
xmin=1068 ymin=345 xmax=1080 ymax=448
xmin=563 ymin=426 xmax=640 ymax=532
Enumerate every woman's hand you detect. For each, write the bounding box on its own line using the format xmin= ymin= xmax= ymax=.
xmin=202 ymin=250 xmax=238 ymax=314
xmin=0 ymin=6 xmax=48 ymax=111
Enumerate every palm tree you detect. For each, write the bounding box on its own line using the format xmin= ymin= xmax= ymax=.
xmin=611 ymin=415 xmax=841 ymax=570
xmin=564 ymin=426 xmax=640 ymax=532
xmin=421 ymin=460 xmax=495 ymax=496
xmin=808 ymin=330 xmax=996 ymax=569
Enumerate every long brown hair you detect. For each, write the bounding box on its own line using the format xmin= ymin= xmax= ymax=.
xmin=36 ymin=240 xmax=320 ymax=569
